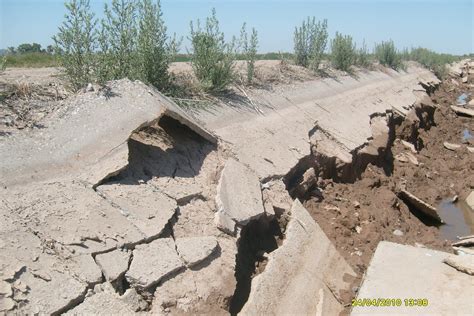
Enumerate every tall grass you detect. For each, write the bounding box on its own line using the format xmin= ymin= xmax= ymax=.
xmin=3 ymin=53 xmax=59 ymax=68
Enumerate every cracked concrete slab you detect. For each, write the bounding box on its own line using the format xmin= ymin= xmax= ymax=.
xmin=215 ymin=158 xmax=266 ymax=234
xmin=97 ymin=182 xmax=177 ymax=240
xmin=126 ymin=238 xmax=184 ymax=289
xmin=351 ymin=242 xmax=474 ymax=315
xmin=240 ymin=199 xmax=357 ymax=315
xmin=176 ymin=236 xmax=218 ymax=268
xmin=95 ymin=249 xmax=131 ymax=283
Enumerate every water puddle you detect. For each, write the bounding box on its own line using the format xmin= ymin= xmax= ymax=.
xmin=437 ymin=199 xmax=474 ymax=240
xmin=456 ymin=92 xmax=469 ymax=106
xmin=462 ymin=129 xmax=472 ymax=143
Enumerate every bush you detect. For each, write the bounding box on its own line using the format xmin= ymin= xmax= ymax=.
xmin=331 ymin=32 xmax=356 ymax=72
xmin=294 ymin=17 xmax=328 ymax=71
xmin=136 ymin=0 xmax=181 ymax=91
xmin=53 ymin=0 xmax=97 ymax=91
xmin=409 ymin=47 xmax=459 ymax=79
xmin=100 ymin=0 xmax=138 ymax=80
xmin=356 ymin=40 xmax=371 ymax=68
xmin=0 ymin=56 xmax=6 ymax=72
xmin=240 ymin=23 xmax=259 ymax=84
xmin=189 ymin=8 xmax=237 ymax=93
xmin=375 ymin=40 xmax=403 ymax=70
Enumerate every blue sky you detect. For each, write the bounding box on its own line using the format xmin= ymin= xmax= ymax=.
xmin=0 ymin=0 xmax=472 ymax=55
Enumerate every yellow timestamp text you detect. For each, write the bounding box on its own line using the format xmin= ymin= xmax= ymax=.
xmin=352 ymin=298 xmax=429 ymax=307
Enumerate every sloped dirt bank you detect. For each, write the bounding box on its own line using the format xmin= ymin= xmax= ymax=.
xmin=290 ymin=77 xmax=473 ymax=285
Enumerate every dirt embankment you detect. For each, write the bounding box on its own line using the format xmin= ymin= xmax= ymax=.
xmin=298 ymin=77 xmax=473 ymax=279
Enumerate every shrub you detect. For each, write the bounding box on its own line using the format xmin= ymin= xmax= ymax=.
xmin=100 ymin=0 xmax=138 ymax=80
xmin=136 ymin=0 xmax=181 ymax=91
xmin=189 ymin=8 xmax=237 ymax=93
xmin=356 ymin=40 xmax=371 ymax=68
xmin=331 ymin=32 xmax=356 ymax=72
xmin=409 ymin=47 xmax=459 ymax=79
xmin=0 ymin=56 xmax=6 ymax=72
xmin=240 ymin=23 xmax=259 ymax=84
xmin=53 ymin=0 xmax=97 ymax=91
xmin=375 ymin=40 xmax=403 ymax=70
xmin=294 ymin=17 xmax=328 ymax=71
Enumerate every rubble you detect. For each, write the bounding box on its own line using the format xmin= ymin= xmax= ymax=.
xmin=451 ymin=105 xmax=474 ymax=117
xmin=443 ymin=141 xmax=462 ymax=151
xmin=443 ymin=255 xmax=474 ymax=275
xmin=399 ymin=189 xmax=443 ymax=223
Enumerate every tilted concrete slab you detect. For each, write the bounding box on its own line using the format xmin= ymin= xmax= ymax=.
xmin=351 ymin=241 xmax=474 ymax=315
xmin=194 ymin=65 xmax=439 ymax=179
xmin=215 ymin=158 xmax=266 ymax=235
xmin=0 ymin=79 xmax=216 ymax=188
xmin=240 ymin=199 xmax=357 ymax=315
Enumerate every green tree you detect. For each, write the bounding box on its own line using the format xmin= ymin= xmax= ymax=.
xmin=53 ymin=0 xmax=97 ymax=91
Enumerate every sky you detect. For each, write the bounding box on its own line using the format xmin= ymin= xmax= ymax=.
xmin=0 ymin=0 xmax=472 ymax=55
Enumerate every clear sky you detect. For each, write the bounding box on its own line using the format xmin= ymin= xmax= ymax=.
xmin=0 ymin=0 xmax=472 ymax=55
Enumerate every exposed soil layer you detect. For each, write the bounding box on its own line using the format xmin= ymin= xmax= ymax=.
xmin=302 ymin=78 xmax=473 ymax=282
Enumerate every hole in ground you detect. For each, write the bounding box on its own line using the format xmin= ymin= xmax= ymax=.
xmin=229 ymin=215 xmax=283 ymax=315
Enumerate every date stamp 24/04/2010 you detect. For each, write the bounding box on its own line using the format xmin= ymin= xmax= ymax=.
xmin=352 ymin=298 xmax=429 ymax=307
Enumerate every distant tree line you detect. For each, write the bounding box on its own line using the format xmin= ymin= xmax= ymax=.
xmin=7 ymin=43 xmax=55 ymax=55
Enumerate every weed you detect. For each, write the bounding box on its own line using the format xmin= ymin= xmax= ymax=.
xmin=374 ymin=40 xmax=403 ymax=70
xmin=356 ymin=40 xmax=371 ymax=68
xmin=240 ymin=23 xmax=259 ymax=84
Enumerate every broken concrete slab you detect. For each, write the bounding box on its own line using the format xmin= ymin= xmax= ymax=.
xmin=443 ymin=141 xmax=462 ymax=151
xmin=175 ymin=236 xmax=218 ymax=268
xmin=443 ymin=255 xmax=474 ymax=275
xmin=95 ymin=249 xmax=131 ymax=283
xmin=351 ymin=242 xmax=474 ymax=315
xmin=466 ymin=191 xmax=474 ymax=210
xmin=399 ymin=189 xmax=443 ymax=223
xmin=65 ymin=283 xmax=138 ymax=315
xmin=126 ymin=238 xmax=184 ymax=289
xmin=65 ymin=254 xmax=103 ymax=286
xmin=452 ymin=237 xmax=474 ymax=247
xmin=97 ymin=182 xmax=177 ymax=240
xmin=215 ymin=158 xmax=265 ymax=235
xmin=451 ymin=105 xmax=474 ymax=117
xmin=395 ymin=152 xmax=419 ymax=165
xmin=401 ymin=139 xmax=417 ymax=153
xmin=240 ymin=199 xmax=356 ymax=315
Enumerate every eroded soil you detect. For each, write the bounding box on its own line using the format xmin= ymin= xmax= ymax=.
xmin=302 ymin=78 xmax=473 ymax=281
